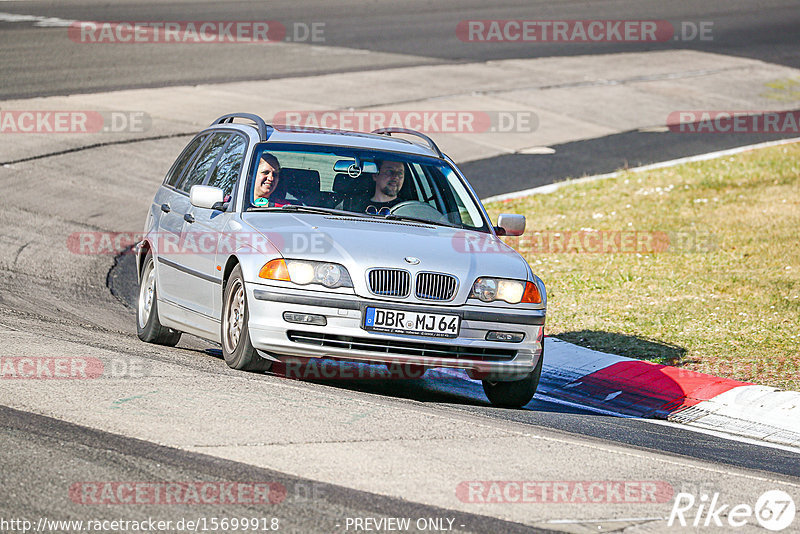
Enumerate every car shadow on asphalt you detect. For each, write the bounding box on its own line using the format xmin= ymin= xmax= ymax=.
xmin=199 ymin=345 xmax=604 ymax=413
xmin=202 ymin=345 xmax=616 ymax=414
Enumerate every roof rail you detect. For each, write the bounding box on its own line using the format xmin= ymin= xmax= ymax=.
xmin=212 ymin=113 xmax=270 ymax=141
xmin=371 ymin=127 xmax=443 ymax=158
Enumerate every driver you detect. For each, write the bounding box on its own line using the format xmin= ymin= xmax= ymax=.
xmin=252 ymin=153 xmax=295 ymax=207
xmin=363 ymin=160 xmax=405 ymax=213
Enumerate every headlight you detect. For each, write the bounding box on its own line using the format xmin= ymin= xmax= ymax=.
xmin=260 ymin=259 xmax=353 ymax=288
xmin=315 ymin=262 xmax=342 ymax=287
xmin=287 ymin=261 xmax=315 ymax=285
xmin=470 ymin=278 xmax=541 ymax=304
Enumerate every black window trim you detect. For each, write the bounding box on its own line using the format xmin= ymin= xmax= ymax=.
xmin=203 ymin=132 xmax=249 ymax=211
xmin=176 ymin=131 xmax=232 ymax=195
xmin=242 ymin=141 xmax=492 ymax=232
xmin=163 ymin=129 xmax=246 ymax=198
xmin=162 ymin=133 xmax=210 ymax=192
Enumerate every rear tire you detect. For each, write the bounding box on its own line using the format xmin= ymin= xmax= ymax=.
xmin=482 ymin=348 xmax=543 ymax=408
xmin=221 ymin=265 xmax=271 ymax=372
xmin=137 ymin=251 xmax=181 ymax=346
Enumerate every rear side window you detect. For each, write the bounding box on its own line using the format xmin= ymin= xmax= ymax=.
xmin=164 ymin=134 xmax=208 ymax=188
xmin=207 ymin=134 xmax=247 ymax=198
xmin=176 ymin=133 xmax=230 ymax=193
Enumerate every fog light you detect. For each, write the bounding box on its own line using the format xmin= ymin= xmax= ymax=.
xmin=283 ymin=312 xmax=327 ymax=326
xmin=486 ymin=331 xmax=524 ymax=343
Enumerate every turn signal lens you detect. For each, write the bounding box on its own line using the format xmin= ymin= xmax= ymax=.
xmin=259 ymin=258 xmax=290 ymax=281
xmin=521 ymin=281 xmax=541 ymax=304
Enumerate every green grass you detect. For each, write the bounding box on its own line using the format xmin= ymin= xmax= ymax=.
xmin=762 ymin=77 xmax=800 ymax=101
xmin=484 ymin=143 xmax=800 ymax=390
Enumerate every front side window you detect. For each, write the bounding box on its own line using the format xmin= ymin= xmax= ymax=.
xmin=164 ymin=134 xmax=208 ymax=188
xmin=176 ymin=133 xmax=230 ymax=193
xmin=207 ymin=134 xmax=247 ymax=199
xmin=245 ymin=143 xmax=490 ymax=232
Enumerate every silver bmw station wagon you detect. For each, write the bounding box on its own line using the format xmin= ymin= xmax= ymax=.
xmin=136 ymin=113 xmax=546 ymax=407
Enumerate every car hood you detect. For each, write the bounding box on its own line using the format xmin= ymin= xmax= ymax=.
xmin=241 ymin=212 xmax=531 ymax=303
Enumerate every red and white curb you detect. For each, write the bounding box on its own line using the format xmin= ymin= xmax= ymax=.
xmin=539 ymin=338 xmax=800 ymax=448
xmin=443 ymin=337 xmax=800 ymax=447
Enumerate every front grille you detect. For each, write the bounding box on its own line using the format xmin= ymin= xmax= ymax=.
xmin=287 ymin=331 xmax=517 ymax=361
xmin=368 ymin=268 xmax=410 ymax=297
xmin=415 ymin=272 xmax=458 ymax=301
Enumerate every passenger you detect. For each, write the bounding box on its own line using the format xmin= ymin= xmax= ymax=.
xmin=252 ymin=153 xmax=283 ymax=207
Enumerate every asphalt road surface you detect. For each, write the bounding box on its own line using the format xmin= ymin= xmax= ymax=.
xmin=0 ymin=0 xmax=798 ymax=99
xmin=2 ymin=0 xmax=797 ymax=197
xmin=0 ymin=405 xmax=548 ymax=534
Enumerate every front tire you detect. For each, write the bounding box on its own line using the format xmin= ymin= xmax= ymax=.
xmin=221 ymin=265 xmax=270 ymax=371
xmin=137 ymin=251 xmax=181 ymax=346
xmin=482 ymin=348 xmax=543 ymax=408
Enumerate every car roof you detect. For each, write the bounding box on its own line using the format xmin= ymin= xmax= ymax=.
xmin=266 ymin=126 xmax=442 ymax=157
xmin=207 ymin=114 xmax=445 ymax=160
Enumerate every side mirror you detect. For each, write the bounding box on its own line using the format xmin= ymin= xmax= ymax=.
xmin=189 ymin=185 xmax=225 ymax=210
xmin=496 ymin=214 xmax=525 ymax=236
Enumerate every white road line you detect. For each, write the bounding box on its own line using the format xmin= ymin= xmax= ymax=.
xmin=481 ymin=136 xmax=800 ymax=203
xmin=547 ymin=517 xmax=665 ymax=524
xmin=643 ymin=417 xmax=800 ymax=456
xmin=0 ymin=12 xmax=74 ymax=27
xmin=538 ymin=391 xmax=800 ymax=455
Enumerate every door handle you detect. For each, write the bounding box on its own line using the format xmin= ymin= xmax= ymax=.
xmin=160 ymin=203 xmax=171 ymax=213
xmin=183 ymin=213 xmax=195 ymax=223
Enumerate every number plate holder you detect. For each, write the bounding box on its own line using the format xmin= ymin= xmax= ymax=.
xmin=363 ymin=307 xmax=460 ymax=338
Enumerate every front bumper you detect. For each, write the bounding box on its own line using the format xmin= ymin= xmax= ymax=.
xmin=247 ymin=284 xmax=545 ymax=380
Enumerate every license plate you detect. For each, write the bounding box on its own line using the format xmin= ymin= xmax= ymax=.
xmin=363 ymin=307 xmax=460 ymax=338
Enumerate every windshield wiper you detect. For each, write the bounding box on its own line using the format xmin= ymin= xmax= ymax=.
xmin=382 ymin=213 xmax=460 ymax=229
xmin=246 ymin=205 xmax=370 ymax=218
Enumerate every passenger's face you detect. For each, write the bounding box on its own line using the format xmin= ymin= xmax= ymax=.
xmin=255 ymin=159 xmax=279 ymax=198
xmin=374 ymin=161 xmax=404 ymax=198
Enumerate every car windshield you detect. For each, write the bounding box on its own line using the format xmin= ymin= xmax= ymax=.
xmin=245 ymin=143 xmax=490 ymax=232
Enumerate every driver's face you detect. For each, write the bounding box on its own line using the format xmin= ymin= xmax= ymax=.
xmin=374 ymin=161 xmax=404 ymax=198
xmin=255 ymin=159 xmax=279 ymax=199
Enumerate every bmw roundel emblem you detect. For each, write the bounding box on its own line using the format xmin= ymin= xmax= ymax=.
xmin=404 ymin=257 xmax=420 ymax=265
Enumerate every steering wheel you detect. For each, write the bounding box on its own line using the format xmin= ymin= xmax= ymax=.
xmin=389 ymin=201 xmax=449 ymax=223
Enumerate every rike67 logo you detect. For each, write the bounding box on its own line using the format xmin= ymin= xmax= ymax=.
xmin=669 ymin=490 xmax=796 ymax=531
